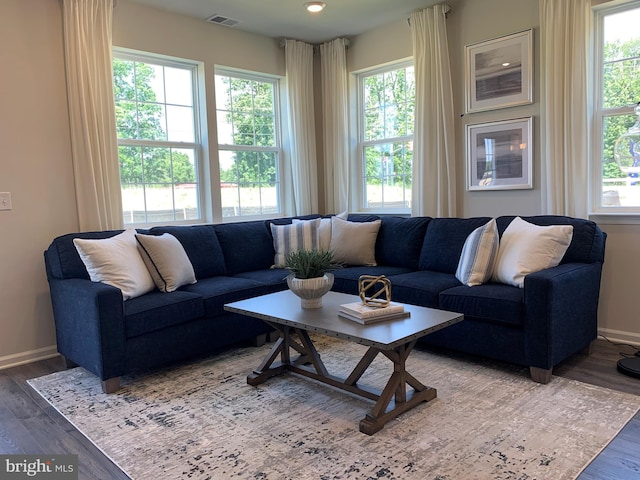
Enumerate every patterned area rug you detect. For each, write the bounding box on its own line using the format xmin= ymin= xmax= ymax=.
xmin=28 ymin=337 xmax=640 ymax=480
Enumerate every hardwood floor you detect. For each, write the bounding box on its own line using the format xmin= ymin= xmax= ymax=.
xmin=0 ymin=358 xmax=130 ymax=480
xmin=554 ymin=338 xmax=640 ymax=479
xmin=0 ymin=338 xmax=638 ymax=480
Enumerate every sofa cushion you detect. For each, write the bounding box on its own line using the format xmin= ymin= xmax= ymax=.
xmin=180 ymin=276 xmax=270 ymax=317
xmin=331 ymin=266 xmax=413 ymax=294
xmin=271 ymin=218 xmax=321 ymax=268
xmin=149 ymin=225 xmax=226 ymax=278
xmin=419 ymin=217 xmax=492 ymax=273
xmin=214 ymin=221 xmax=275 ymax=275
xmin=383 ymin=271 xmax=462 ymax=308
xmin=124 ymin=290 xmax=204 ymax=338
xmin=375 ymin=216 xmax=431 ymax=269
xmin=496 ymin=215 xmax=601 ymax=264
xmin=492 ymin=217 xmax=573 ymax=288
xmin=439 ymin=283 xmax=524 ymax=327
xmin=456 ymin=219 xmax=499 ymax=287
xmin=346 ymin=214 xmax=381 ymax=223
xmin=135 ymin=233 xmax=197 ymax=292
xmin=73 ymin=229 xmax=156 ymax=300
xmin=329 ymin=216 xmax=381 ymax=266
xmin=234 ymin=269 xmax=290 ymax=291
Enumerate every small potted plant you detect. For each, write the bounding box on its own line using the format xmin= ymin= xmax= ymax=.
xmin=284 ymin=249 xmax=341 ymax=309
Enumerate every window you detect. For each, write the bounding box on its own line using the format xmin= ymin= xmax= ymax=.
xmin=215 ymin=70 xmax=282 ymax=218
xmin=357 ymin=62 xmax=414 ymax=212
xmin=593 ymin=2 xmax=640 ymax=212
xmin=113 ymin=52 xmax=201 ymax=225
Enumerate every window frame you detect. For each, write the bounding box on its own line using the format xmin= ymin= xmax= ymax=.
xmin=355 ymin=59 xmax=414 ymax=215
xmin=214 ymin=67 xmax=284 ymax=221
xmin=113 ymin=49 xmax=204 ymax=227
xmin=591 ymin=0 xmax=640 ymax=218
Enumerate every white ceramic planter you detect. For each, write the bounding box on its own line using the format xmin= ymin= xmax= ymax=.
xmin=286 ymin=273 xmax=334 ymax=309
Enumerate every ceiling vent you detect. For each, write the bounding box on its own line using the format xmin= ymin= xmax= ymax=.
xmin=205 ymin=14 xmax=240 ymax=27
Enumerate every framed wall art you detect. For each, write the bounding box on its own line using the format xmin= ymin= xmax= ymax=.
xmin=465 ymin=29 xmax=533 ymax=113
xmin=466 ymin=117 xmax=533 ymax=191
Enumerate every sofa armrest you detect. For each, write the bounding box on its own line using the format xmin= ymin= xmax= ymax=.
xmin=48 ymin=277 xmax=126 ymax=380
xmin=523 ymin=262 xmax=603 ymax=369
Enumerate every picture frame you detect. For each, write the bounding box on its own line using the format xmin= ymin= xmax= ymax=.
xmin=465 ymin=29 xmax=533 ymax=113
xmin=466 ymin=117 xmax=533 ymax=191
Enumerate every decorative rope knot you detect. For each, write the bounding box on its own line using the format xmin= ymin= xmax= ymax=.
xmin=358 ymin=275 xmax=392 ymax=308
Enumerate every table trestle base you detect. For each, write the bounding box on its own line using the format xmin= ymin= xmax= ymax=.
xmin=247 ymin=322 xmax=437 ymax=435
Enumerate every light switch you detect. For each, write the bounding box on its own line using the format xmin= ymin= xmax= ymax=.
xmin=0 ymin=192 xmax=12 ymax=211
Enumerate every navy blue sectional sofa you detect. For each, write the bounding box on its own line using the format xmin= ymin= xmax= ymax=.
xmin=44 ymin=214 xmax=606 ymax=392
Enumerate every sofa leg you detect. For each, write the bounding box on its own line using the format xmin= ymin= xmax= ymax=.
xmin=581 ymin=341 xmax=594 ymax=356
xmin=101 ymin=377 xmax=121 ymax=394
xmin=267 ymin=330 xmax=280 ymax=343
xmin=61 ymin=356 xmax=78 ymax=369
xmin=253 ymin=333 xmax=267 ymax=347
xmin=530 ymin=367 xmax=553 ymax=384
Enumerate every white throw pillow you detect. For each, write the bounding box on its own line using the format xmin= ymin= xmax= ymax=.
xmin=293 ymin=211 xmax=348 ymax=250
xmin=329 ymin=216 xmax=381 ymax=266
xmin=271 ymin=218 xmax=321 ymax=268
xmin=456 ymin=219 xmax=499 ymax=287
xmin=135 ymin=233 xmax=197 ymax=293
xmin=73 ymin=229 xmax=156 ymax=300
xmin=492 ymin=217 xmax=574 ymax=288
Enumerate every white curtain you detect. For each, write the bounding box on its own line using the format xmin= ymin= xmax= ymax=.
xmin=320 ymin=38 xmax=350 ymax=214
xmin=410 ymin=5 xmax=456 ymax=217
xmin=540 ymin=0 xmax=590 ymax=217
xmin=285 ymin=39 xmax=318 ymax=215
xmin=62 ymin=0 xmax=122 ymax=231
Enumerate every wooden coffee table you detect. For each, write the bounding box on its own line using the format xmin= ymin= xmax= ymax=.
xmin=224 ymin=290 xmax=463 ymax=435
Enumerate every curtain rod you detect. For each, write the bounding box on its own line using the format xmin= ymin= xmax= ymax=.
xmin=406 ymin=3 xmax=452 ymax=26
xmin=279 ymin=38 xmax=351 ymax=48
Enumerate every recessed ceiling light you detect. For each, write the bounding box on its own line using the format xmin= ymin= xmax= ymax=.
xmin=305 ymin=2 xmax=326 ymax=13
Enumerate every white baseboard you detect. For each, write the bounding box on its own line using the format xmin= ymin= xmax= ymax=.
xmin=0 ymin=345 xmax=59 ymax=371
xmin=598 ymin=328 xmax=640 ymax=348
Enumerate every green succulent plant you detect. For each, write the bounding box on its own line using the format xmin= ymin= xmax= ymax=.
xmin=284 ymin=249 xmax=342 ymax=279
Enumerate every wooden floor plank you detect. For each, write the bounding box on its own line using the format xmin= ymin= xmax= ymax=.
xmin=556 ymin=340 xmax=640 ymax=480
xmin=0 ymin=364 xmax=130 ymax=479
xmin=0 ymin=338 xmax=637 ymax=480
xmin=0 ymin=404 xmax=42 ymax=455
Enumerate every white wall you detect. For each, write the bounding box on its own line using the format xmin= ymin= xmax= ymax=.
xmin=597 ymin=222 xmax=640 ymax=344
xmin=0 ymin=0 xmax=638 ymax=369
xmin=450 ymin=0 xmax=541 ymax=216
xmin=0 ymin=0 xmax=76 ymax=367
xmin=112 ymin=1 xmax=284 ymax=73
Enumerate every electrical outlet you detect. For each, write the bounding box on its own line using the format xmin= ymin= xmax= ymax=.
xmin=0 ymin=192 xmax=12 ymax=211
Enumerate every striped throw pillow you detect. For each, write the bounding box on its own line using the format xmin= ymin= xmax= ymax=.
xmin=455 ymin=219 xmax=499 ymax=287
xmin=271 ymin=218 xmax=321 ymax=268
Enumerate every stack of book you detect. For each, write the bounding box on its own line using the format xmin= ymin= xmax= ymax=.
xmin=338 ymin=301 xmax=410 ymax=324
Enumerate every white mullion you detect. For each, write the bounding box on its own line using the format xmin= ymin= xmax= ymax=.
xmin=117 ymin=138 xmax=197 ymax=149
xmin=362 ymin=136 xmax=413 ymax=147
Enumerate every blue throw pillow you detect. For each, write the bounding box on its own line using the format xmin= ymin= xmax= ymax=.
xmin=375 ymin=216 xmax=431 ymax=269
xmin=214 ymin=221 xmax=275 ymax=274
xmin=419 ymin=217 xmax=492 ymax=273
